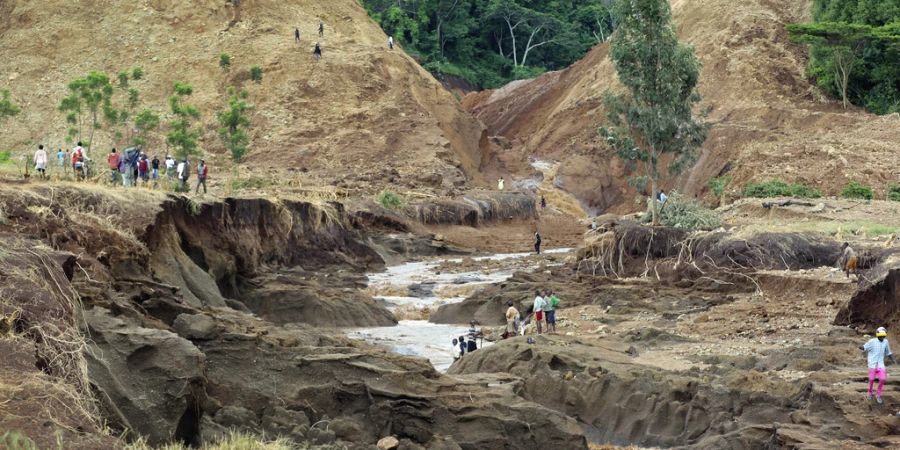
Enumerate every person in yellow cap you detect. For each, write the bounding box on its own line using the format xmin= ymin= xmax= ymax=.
xmin=861 ymin=327 xmax=896 ymax=404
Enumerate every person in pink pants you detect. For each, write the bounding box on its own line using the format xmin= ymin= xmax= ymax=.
xmin=861 ymin=327 xmax=896 ymax=404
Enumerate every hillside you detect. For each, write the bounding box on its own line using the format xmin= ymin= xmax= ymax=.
xmin=463 ymin=0 xmax=900 ymax=215
xmin=0 ymin=0 xmax=492 ymax=194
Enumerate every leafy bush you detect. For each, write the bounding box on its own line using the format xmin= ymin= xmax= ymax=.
xmin=0 ymin=150 xmax=11 ymax=163
xmin=889 ymin=185 xmax=900 ymax=202
xmin=250 ymin=65 xmax=263 ymax=83
xmin=642 ymin=192 xmax=721 ymax=230
xmin=742 ymin=179 xmax=821 ymax=198
xmin=840 ymin=180 xmax=874 ymax=200
xmin=377 ymin=190 xmax=403 ymax=209
xmin=219 ymin=53 xmax=231 ymax=71
xmin=708 ymin=175 xmax=731 ymax=198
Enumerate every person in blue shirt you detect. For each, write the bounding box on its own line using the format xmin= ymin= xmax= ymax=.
xmin=861 ymin=327 xmax=897 ymax=404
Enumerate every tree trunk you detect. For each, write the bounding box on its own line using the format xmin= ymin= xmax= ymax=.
xmin=650 ymin=168 xmax=659 ymax=226
xmin=505 ymin=17 xmax=518 ymax=66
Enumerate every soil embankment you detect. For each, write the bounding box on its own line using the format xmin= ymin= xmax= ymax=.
xmin=0 ymin=184 xmax=590 ymax=449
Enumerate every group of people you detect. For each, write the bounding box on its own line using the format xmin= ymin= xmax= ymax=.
xmin=294 ymin=20 xmax=396 ymax=63
xmin=452 ymin=321 xmax=483 ymax=361
xmin=504 ymin=289 xmax=559 ymax=339
xmin=31 ymin=143 xmax=88 ymax=180
xmin=106 ymin=147 xmax=209 ymax=193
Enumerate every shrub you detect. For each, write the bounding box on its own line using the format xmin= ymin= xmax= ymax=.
xmin=219 ymin=53 xmax=231 ymax=71
xmin=840 ymin=180 xmax=874 ymax=200
xmin=708 ymin=175 xmax=731 ymax=198
xmin=642 ymin=191 xmax=721 ymax=230
xmin=377 ymin=190 xmax=403 ymax=209
xmin=0 ymin=150 xmax=11 ymax=163
xmin=889 ymin=185 xmax=900 ymax=202
xmin=250 ymin=65 xmax=263 ymax=83
xmin=742 ymin=179 xmax=821 ymax=198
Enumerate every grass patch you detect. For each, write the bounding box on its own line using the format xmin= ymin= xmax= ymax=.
xmin=230 ymin=176 xmax=272 ymax=192
xmin=742 ymin=220 xmax=900 ymax=238
xmin=742 ymin=179 xmax=821 ymax=198
xmin=708 ymin=175 xmax=731 ymax=199
xmin=840 ymin=180 xmax=874 ymax=200
xmin=377 ymin=190 xmax=403 ymax=209
xmin=0 ymin=150 xmax=12 ymax=164
xmin=124 ymin=432 xmax=332 ymax=450
xmin=889 ymin=185 xmax=900 ymax=202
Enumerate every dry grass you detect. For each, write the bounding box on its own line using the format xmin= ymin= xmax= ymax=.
xmin=738 ymin=220 xmax=900 ymax=239
xmin=124 ymin=432 xmax=346 ymax=450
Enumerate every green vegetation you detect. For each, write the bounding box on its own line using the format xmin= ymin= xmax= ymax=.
xmin=377 ymin=190 xmax=404 ymax=209
xmin=599 ymin=0 xmax=706 ymax=226
xmin=0 ymin=150 xmax=11 ymax=164
xmin=889 ymin=184 xmax=900 ymax=201
xmin=230 ymin=176 xmax=271 ymax=191
xmin=60 ymin=71 xmax=114 ymax=150
xmin=708 ymin=175 xmax=731 ymax=203
xmin=0 ymin=89 xmax=21 ymax=124
xmin=220 ymin=53 xmax=232 ymax=72
xmin=642 ymin=191 xmax=721 ymax=231
xmin=742 ymin=180 xmax=822 ymax=198
xmin=0 ymin=432 xmax=38 ymax=450
xmin=217 ymin=86 xmax=254 ymax=161
xmin=250 ymin=65 xmax=263 ymax=83
xmin=840 ymin=180 xmax=874 ymax=200
xmin=166 ymin=82 xmax=202 ymax=160
xmin=133 ymin=109 xmax=161 ymax=147
xmin=787 ymin=1 xmax=900 ymax=113
xmin=361 ymin=0 xmax=616 ymax=88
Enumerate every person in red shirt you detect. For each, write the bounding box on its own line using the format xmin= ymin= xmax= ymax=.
xmin=195 ymin=159 xmax=208 ymax=194
xmin=72 ymin=143 xmax=85 ymax=180
xmin=138 ymin=155 xmax=149 ymax=185
xmin=107 ymin=148 xmax=120 ymax=184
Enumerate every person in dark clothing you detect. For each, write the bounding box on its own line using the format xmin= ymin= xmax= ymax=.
xmin=195 ymin=159 xmax=208 ymax=194
xmin=313 ymin=42 xmax=322 ymax=62
xmin=295 ymin=27 xmax=300 ymax=42
xmin=151 ymin=155 xmax=160 ymax=186
xmin=540 ymin=195 xmax=547 ymax=209
xmin=318 ymin=20 xmax=324 ymax=37
xmin=534 ymin=231 xmax=542 ymax=255
xmin=458 ymin=335 xmax=466 ymax=357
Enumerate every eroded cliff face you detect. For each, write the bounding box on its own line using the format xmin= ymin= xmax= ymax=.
xmin=464 ymin=0 xmax=900 ymax=214
xmin=0 ymin=184 xmax=588 ymax=449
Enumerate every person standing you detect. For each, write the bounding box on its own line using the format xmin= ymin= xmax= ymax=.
xmin=71 ymin=143 xmax=85 ymax=181
xmin=107 ymin=148 xmax=120 ymax=184
xmin=151 ymin=155 xmax=160 ymax=187
xmin=546 ymin=290 xmax=559 ymax=334
xmin=295 ymin=27 xmax=301 ymax=42
xmin=532 ymin=290 xmax=546 ymax=335
xmin=505 ymin=301 xmax=519 ymax=338
xmin=138 ymin=154 xmax=149 ymax=185
xmin=497 ymin=177 xmax=505 ymax=190
xmin=458 ymin=335 xmax=467 ymax=358
xmin=195 ymin=159 xmax=208 ymax=194
xmin=56 ymin=148 xmax=65 ymax=171
xmin=388 ymin=36 xmax=394 ymax=50
xmin=467 ymin=321 xmax=482 ymax=352
xmin=165 ymin=155 xmax=176 ymax=183
xmin=839 ymin=242 xmax=859 ymax=278
xmin=318 ymin=20 xmax=324 ymax=38
xmin=534 ymin=231 xmax=542 ymax=255
xmin=862 ymin=327 xmax=896 ymax=404
xmin=33 ymin=145 xmax=48 ymax=180
xmin=313 ymin=42 xmax=322 ymax=62
xmin=540 ymin=195 xmax=547 ymax=210
xmin=451 ymin=338 xmax=460 ymax=361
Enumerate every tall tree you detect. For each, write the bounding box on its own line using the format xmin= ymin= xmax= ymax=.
xmin=64 ymin=72 xmax=113 ymax=154
xmin=217 ymin=86 xmax=253 ymax=162
xmin=0 ymin=90 xmax=21 ymax=124
xmin=166 ymin=82 xmax=202 ymax=160
xmin=600 ymin=0 xmax=707 ymax=226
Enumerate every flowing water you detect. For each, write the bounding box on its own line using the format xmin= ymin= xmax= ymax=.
xmin=347 ymin=248 xmax=572 ymax=372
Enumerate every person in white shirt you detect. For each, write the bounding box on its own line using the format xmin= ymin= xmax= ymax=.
xmin=532 ymin=290 xmax=546 ymax=335
xmin=861 ymin=326 xmax=897 ymax=404
xmin=165 ymin=155 xmax=176 ymax=181
xmin=388 ymin=36 xmax=394 ymax=50
xmin=497 ymin=177 xmax=505 ymax=190
xmin=176 ymin=160 xmax=186 ymax=187
xmin=33 ymin=145 xmax=48 ymax=179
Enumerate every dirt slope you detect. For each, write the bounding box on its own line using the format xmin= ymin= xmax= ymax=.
xmin=0 ymin=0 xmax=492 ymax=193
xmin=463 ymin=0 xmax=900 ymax=214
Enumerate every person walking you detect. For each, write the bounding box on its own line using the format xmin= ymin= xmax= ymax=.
xmin=177 ymin=158 xmax=188 ymax=191
xmin=313 ymin=42 xmax=322 ymax=62
xmin=546 ymin=290 xmax=559 ymax=334
xmin=295 ymin=27 xmax=301 ymax=42
xmin=839 ymin=242 xmax=859 ymax=278
xmin=56 ymin=148 xmax=65 ymax=171
xmin=195 ymin=159 xmax=208 ymax=194
xmin=71 ymin=144 xmax=85 ymax=181
xmin=318 ymin=20 xmax=324 ymax=38
xmin=388 ymin=36 xmax=394 ymax=50
xmin=505 ymin=301 xmax=519 ymax=339
xmin=540 ymin=195 xmax=547 ymax=210
xmin=33 ymin=145 xmax=48 ymax=180
xmin=861 ymin=327 xmax=896 ymax=404
xmin=107 ymin=148 xmax=120 ymax=184
xmin=534 ymin=231 xmax=542 ymax=255
xmin=138 ymin=154 xmax=149 ymax=185
xmin=532 ymin=290 xmax=546 ymax=335
xmin=151 ymin=155 xmax=160 ymax=187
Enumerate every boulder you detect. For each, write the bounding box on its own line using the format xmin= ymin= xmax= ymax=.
xmin=173 ymin=313 xmax=219 ymax=340
xmin=378 ymin=436 xmax=400 ymax=450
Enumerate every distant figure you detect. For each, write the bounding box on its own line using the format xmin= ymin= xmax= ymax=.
xmin=196 ymin=159 xmax=208 ymax=194
xmin=451 ymin=338 xmax=459 ymax=361
xmin=151 ymin=155 xmax=160 ymax=185
xmin=388 ymin=36 xmax=394 ymax=50
xmin=534 ymin=231 xmax=542 ymax=255
xmin=658 ymin=190 xmax=668 ymax=204
xmin=295 ymin=27 xmax=301 ymax=42
xmin=839 ymin=242 xmax=859 ymax=278
xmin=33 ymin=145 xmax=48 ymax=179
xmin=861 ymin=327 xmax=895 ymax=404
xmin=71 ymin=143 xmax=85 ymax=180
xmin=318 ymin=20 xmax=324 ymax=38
xmin=107 ymin=148 xmax=120 ymax=183
xmin=178 ymin=158 xmax=191 ymax=191
xmin=64 ymin=149 xmax=71 ymax=176
xmin=138 ymin=154 xmax=149 ymax=184
xmin=165 ymin=155 xmax=176 ymax=182
xmin=546 ymin=290 xmax=559 ymax=334
xmin=540 ymin=195 xmax=546 ymax=210
xmin=533 ymin=290 xmax=545 ymax=335
xmin=458 ymin=335 xmax=466 ymax=358
xmin=313 ymin=42 xmax=322 ymax=62
xmin=497 ymin=177 xmax=505 ymax=190
xmin=505 ymin=301 xmax=519 ymax=338
xmin=120 ymin=147 xmax=140 ymax=188
xmin=467 ymin=321 xmax=481 ymax=352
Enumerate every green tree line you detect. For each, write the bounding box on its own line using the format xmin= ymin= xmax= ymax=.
xmin=788 ymin=0 xmax=900 ymax=114
xmin=361 ymin=0 xmax=616 ymax=88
